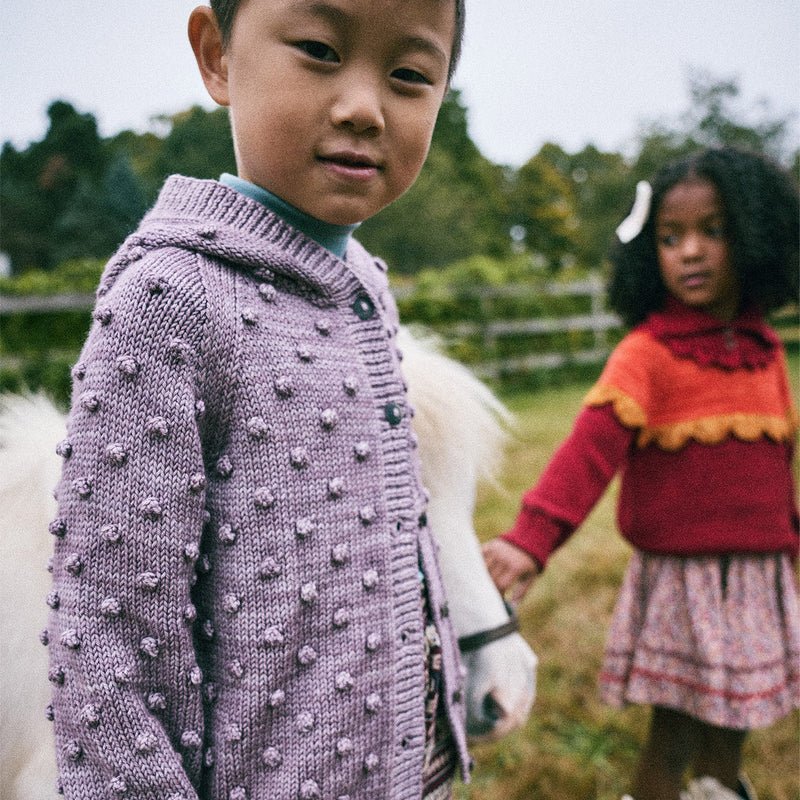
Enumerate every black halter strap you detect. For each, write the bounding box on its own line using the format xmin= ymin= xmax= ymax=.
xmin=457 ymin=603 xmax=520 ymax=653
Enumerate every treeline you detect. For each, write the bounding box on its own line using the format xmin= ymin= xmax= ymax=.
xmin=1 ymin=72 xmax=797 ymax=277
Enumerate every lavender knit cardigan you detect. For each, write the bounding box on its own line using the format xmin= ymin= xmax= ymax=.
xmin=46 ymin=176 xmax=469 ymax=800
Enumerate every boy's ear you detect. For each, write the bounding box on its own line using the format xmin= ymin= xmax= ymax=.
xmin=188 ymin=6 xmax=230 ymax=106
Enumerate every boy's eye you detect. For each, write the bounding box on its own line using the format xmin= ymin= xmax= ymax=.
xmin=391 ymin=67 xmax=431 ymax=86
xmin=705 ymin=225 xmax=725 ymax=239
xmin=296 ymin=40 xmax=339 ymax=63
xmin=658 ymin=234 xmax=678 ymax=247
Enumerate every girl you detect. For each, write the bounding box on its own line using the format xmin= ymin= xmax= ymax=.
xmin=483 ymin=147 xmax=799 ymax=800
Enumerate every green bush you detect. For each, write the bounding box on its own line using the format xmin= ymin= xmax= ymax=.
xmin=0 ymin=352 xmax=77 ymax=409
xmin=395 ymin=254 xmax=598 ymax=325
xmin=0 ymin=258 xmax=106 ymax=296
xmin=0 ymin=258 xmax=102 ymax=407
xmin=394 ymin=254 xmax=616 ymax=374
xmin=1 ymin=310 xmax=92 ymax=355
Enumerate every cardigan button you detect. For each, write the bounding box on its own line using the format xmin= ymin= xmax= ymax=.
xmin=352 ymin=293 xmax=375 ymax=320
xmin=383 ymin=403 xmax=403 ymax=426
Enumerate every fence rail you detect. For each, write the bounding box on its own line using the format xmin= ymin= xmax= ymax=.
xmin=3 ymin=281 xmax=796 ymax=382
xmin=394 ymin=278 xmax=623 ymax=378
xmin=0 ymin=292 xmax=96 ymax=314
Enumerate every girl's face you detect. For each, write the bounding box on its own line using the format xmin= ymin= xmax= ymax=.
xmin=655 ymin=177 xmax=740 ymax=321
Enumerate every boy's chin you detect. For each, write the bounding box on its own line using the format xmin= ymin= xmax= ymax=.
xmin=309 ymin=189 xmax=407 ymax=226
xmin=313 ymin=205 xmax=378 ymax=227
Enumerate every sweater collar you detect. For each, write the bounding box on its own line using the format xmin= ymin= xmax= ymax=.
xmin=639 ymin=296 xmax=781 ymax=370
xmin=219 ymin=173 xmax=359 ymax=259
xmin=106 ymin=176 xmax=386 ymax=306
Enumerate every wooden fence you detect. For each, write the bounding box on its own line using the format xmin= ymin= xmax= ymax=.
xmin=3 ymin=281 xmax=796 ymax=383
xmin=392 ymin=278 xmax=622 ymax=379
xmin=0 ymin=292 xmax=96 ymax=314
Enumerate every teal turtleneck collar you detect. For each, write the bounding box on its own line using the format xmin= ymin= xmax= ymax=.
xmin=220 ymin=174 xmax=359 ymax=260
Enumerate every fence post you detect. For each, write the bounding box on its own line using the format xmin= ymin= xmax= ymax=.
xmin=589 ymin=275 xmax=607 ymax=352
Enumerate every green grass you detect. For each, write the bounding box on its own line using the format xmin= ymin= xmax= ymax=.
xmin=457 ymin=360 xmax=800 ymax=800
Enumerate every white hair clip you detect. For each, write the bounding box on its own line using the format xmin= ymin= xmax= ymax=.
xmin=615 ymin=181 xmax=652 ymax=243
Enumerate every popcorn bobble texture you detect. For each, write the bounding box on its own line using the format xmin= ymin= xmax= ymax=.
xmin=46 ymin=176 xmax=468 ymax=799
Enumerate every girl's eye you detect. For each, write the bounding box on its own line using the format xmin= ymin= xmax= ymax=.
xmin=391 ymin=67 xmax=431 ymax=86
xmin=658 ymin=234 xmax=678 ymax=247
xmin=705 ymin=225 xmax=725 ymax=239
xmin=297 ymin=40 xmax=339 ymax=63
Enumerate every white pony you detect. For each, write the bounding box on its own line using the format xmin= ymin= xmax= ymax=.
xmin=0 ymin=331 xmax=536 ymax=800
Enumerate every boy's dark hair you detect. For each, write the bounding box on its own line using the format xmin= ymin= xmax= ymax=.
xmin=608 ymin=147 xmax=799 ymax=326
xmin=210 ymin=0 xmax=466 ymax=82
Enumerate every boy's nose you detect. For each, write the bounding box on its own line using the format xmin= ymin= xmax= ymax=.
xmin=331 ymin=75 xmax=385 ymax=134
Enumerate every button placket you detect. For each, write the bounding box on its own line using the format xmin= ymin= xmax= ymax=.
xmin=383 ymin=403 xmax=403 ymax=426
xmin=351 ymin=293 xmax=375 ymax=321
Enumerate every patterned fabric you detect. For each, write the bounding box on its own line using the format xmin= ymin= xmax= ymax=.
xmin=599 ymin=550 xmax=800 ymax=729
xmin=584 ymin=327 xmax=796 ymax=452
xmin=46 ymin=176 xmax=469 ymax=799
xmin=421 ymin=585 xmax=457 ymax=799
xmin=422 ymin=721 xmax=456 ymax=800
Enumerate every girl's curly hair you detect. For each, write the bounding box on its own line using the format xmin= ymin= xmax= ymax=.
xmin=608 ymin=147 xmax=799 ymax=326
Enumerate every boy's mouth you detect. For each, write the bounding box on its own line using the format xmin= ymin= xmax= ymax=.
xmin=318 ymin=150 xmax=381 ymax=176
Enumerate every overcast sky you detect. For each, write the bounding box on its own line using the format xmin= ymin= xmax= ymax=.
xmin=2 ymin=1 xmax=798 ymax=167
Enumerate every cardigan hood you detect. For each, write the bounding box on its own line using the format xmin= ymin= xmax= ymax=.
xmin=98 ymin=176 xmax=387 ymax=308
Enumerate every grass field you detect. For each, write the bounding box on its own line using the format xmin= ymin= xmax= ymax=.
xmin=456 ymin=362 xmax=800 ymax=800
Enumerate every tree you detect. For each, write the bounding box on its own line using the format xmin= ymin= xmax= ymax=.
xmin=0 ymin=101 xmax=109 ymax=271
xmin=531 ymin=144 xmax=632 ymax=271
xmin=509 ymin=147 xmax=577 ymax=270
xmin=3 ymin=76 xmax=792 ymax=278
xmin=634 ymin=70 xmax=796 ymax=179
xmin=52 ymin=154 xmax=148 ymax=264
xmin=357 ymin=90 xmax=511 ymax=273
xmin=146 ymin=106 xmax=236 ymax=189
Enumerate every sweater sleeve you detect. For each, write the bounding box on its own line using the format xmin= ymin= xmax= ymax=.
xmin=47 ymin=252 xmax=209 ymax=799
xmin=502 ymin=404 xmax=634 ymax=568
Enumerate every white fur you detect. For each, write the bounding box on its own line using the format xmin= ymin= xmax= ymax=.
xmin=399 ymin=328 xmax=537 ymax=741
xmin=0 ymin=331 xmax=535 ymax=796
xmin=0 ymin=394 xmax=62 ymax=799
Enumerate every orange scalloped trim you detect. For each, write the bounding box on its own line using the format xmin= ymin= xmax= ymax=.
xmin=585 ymin=384 xmax=798 ymax=452
xmin=584 ymin=384 xmax=647 ymax=429
xmin=638 ymin=413 xmax=796 ymax=451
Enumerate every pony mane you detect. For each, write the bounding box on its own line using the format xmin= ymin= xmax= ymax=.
xmin=398 ymin=326 xmax=511 ymax=492
xmin=0 ymin=393 xmax=65 ymax=497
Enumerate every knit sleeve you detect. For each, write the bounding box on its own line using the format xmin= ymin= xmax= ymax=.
xmin=47 ymin=250 xmax=209 ymax=799
xmin=502 ymin=404 xmax=634 ymax=568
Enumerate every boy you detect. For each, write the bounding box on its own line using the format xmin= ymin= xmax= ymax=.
xmin=45 ymin=1 xmax=468 ymax=798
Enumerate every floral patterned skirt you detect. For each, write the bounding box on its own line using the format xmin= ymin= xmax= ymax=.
xmin=599 ymin=550 xmax=800 ymax=729
xmin=421 ymin=586 xmax=457 ymax=799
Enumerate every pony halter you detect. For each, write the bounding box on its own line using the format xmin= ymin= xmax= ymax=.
xmin=457 ymin=601 xmax=520 ymax=653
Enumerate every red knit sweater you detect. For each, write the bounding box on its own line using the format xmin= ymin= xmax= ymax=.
xmin=504 ymin=300 xmax=799 ymax=567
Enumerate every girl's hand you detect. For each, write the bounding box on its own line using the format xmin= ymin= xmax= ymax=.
xmin=482 ymin=538 xmax=541 ymax=605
